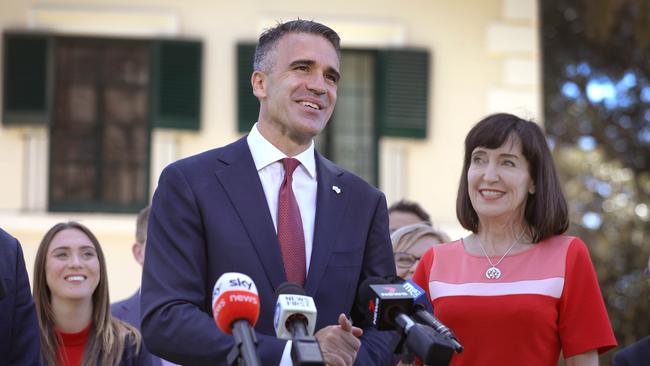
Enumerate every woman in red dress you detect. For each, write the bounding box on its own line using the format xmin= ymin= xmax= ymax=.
xmin=413 ymin=113 xmax=617 ymax=366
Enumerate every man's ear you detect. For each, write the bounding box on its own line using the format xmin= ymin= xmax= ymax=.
xmin=132 ymin=242 xmax=145 ymax=267
xmin=252 ymin=70 xmax=267 ymax=99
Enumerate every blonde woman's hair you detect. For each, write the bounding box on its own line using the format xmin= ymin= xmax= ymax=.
xmin=33 ymin=221 xmax=142 ymax=366
xmin=390 ymin=223 xmax=450 ymax=253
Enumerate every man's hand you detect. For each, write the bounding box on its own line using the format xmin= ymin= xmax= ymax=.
xmin=314 ymin=313 xmax=363 ymax=366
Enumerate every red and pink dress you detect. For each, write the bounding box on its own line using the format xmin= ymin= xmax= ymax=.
xmin=412 ymin=235 xmax=617 ymax=366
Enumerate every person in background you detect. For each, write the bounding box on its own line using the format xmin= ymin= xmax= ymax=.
xmin=112 ymin=206 xmax=176 ymax=366
xmin=612 ymin=253 xmax=650 ymax=366
xmin=388 ymin=199 xmax=431 ymax=233
xmin=413 ymin=113 xmax=617 ymax=365
xmin=0 ymin=228 xmax=42 ymax=366
xmin=391 ymin=223 xmax=450 ymax=280
xmin=141 ymin=19 xmax=395 ymax=366
xmin=33 ymin=221 xmax=151 ymax=366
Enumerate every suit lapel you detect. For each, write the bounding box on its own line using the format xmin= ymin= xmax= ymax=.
xmin=305 ymin=152 xmax=348 ymax=295
xmin=213 ymin=137 xmax=286 ymax=291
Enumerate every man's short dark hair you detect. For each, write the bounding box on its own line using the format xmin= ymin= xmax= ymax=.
xmin=456 ymin=113 xmax=568 ymax=242
xmin=254 ymin=19 xmax=341 ymax=72
xmin=136 ymin=205 xmax=151 ymax=245
xmin=388 ymin=199 xmax=431 ymax=223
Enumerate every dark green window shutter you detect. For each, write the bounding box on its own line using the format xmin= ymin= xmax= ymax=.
xmin=237 ymin=43 xmax=258 ymax=133
xmin=376 ymin=49 xmax=429 ymax=139
xmin=152 ymin=40 xmax=202 ymax=130
xmin=2 ymin=32 xmax=50 ymax=125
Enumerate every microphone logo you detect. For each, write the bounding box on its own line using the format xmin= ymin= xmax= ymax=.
xmin=402 ymin=281 xmax=424 ymax=298
xmin=212 ymin=272 xmax=260 ymax=335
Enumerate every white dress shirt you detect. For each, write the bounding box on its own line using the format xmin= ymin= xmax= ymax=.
xmin=246 ymin=123 xmax=318 ymax=365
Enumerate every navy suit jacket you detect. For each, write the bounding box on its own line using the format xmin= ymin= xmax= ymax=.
xmin=0 ymin=228 xmax=41 ymax=366
xmin=112 ymin=291 xmax=165 ymax=366
xmin=613 ymin=336 xmax=650 ymax=366
xmin=141 ymin=136 xmax=396 ymax=365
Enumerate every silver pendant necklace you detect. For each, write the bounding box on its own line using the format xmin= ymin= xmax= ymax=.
xmin=476 ymin=230 xmax=524 ymax=280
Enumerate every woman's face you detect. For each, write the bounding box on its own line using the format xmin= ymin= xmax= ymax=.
xmin=395 ymin=235 xmax=442 ymax=280
xmin=467 ymin=135 xmax=535 ymax=227
xmin=45 ymin=228 xmax=100 ymax=303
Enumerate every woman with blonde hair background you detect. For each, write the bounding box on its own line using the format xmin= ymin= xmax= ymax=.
xmin=391 ymin=223 xmax=450 ymax=280
xmin=33 ymin=221 xmax=151 ymax=366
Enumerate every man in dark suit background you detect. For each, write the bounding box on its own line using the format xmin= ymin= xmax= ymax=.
xmin=111 ymin=206 xmax=177 ymax=366
xmin=141 ymin=19 xmax=396 ymax=365
xmin=612 ymin=254 xmax=650 ymax=366
xmin=0 ymin=228 xmax=41 ymax=366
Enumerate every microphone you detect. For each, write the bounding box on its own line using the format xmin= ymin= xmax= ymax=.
xmin=274 ymin=282 xmax=325 ymax=366
xmin=357 ymin=277 xmax=454 ymax=366
xmin=0 ymin=278 xmax=5 ymax=300
xmin=212 ymin=272 xmax=262 ymax=366
xmin=401 ymin=279 xmax=463 ymax=353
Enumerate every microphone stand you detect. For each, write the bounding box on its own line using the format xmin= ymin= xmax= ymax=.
xmin=288 ymin=318 xmax=325 ymax=366
xmin=227 ymin=320 xmax=262 ymax=366
xmin=393 ymin=314 xmax=454 ymax=366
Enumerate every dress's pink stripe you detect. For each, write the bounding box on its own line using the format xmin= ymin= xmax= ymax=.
xmin=428 ymin=277 xmax=565 ymax=300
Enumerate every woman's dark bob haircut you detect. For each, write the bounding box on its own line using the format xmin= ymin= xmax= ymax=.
xmin=456 ymin=113 xmax=568 ymax=242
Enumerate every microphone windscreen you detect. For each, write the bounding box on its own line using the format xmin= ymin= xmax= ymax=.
xmin=275 ymin=282 xmax=306 ymax=297
xmin=212 ymin=272 xmax=260 ymax=334
xmin=355 ymin=277 xmax=390 ymax=325
xmin=273 ymin=282 xmax=317 ymax=339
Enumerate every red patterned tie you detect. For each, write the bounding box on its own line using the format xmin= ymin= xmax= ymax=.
xmin=277 ymin=158 xmax=306 ymax=286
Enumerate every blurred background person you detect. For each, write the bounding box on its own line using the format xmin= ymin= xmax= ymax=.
xmin=612 ymin=253 xmax=650 ymax=366
xmin=0 ymin=228 xmax=41 ymax=365
xmin=391 ymin=223 xmax=449 ymax=280
xmin=388 ymin=199 xmax=431 ymax=233
xmin=33 ymin=222 xmax=151 ymax=366
xmin=112 ymin=206 xmax=176 ymax=366
xmin=413 ymin=113 xmax=617 ymax=365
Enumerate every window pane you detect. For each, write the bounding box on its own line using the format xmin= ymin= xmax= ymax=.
xmin=320 ymin=51 xmax=377 ymax=185
xmin=49 ymin=37 xmax=150 ymax=212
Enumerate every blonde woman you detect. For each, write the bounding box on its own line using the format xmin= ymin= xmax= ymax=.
xmin=391 ymin=223 xmax=449 ymax=280
xmin=33 ymin=222 xmax=151 ymax=366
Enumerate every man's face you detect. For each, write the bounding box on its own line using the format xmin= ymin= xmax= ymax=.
xmin=389 ymin=211 xmax=424 ymax=233
xmin=254 ymin=32 xmax=340 ymax=146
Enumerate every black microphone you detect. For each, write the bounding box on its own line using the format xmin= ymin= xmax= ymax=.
xmin=274 ymin=282 xmax=325 ymax=366
xmin=357 ymin=277 xmax=454 ymax=366
xmin=398 ymin=279 xmax=463 ymax=353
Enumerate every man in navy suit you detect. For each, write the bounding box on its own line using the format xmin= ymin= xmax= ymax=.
xmin=0 ymin=228 xmax=41 ymax=366
xmin=141 ymin=19 xmax=396 ymax=365
xmin=112 ymin=206 xmax=177 ymax=366
xmin=612 ymin=254 xmax=650 ymax=366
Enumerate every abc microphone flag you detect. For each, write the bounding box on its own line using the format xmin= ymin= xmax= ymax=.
xmin=211 ymin=272 xmax=260 ymax=334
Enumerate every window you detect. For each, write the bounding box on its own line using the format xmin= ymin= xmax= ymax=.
xmin=49 ymin=38 xmax=150 ymax=212
xmin=2 ymin=32 xmax=203 ymax=212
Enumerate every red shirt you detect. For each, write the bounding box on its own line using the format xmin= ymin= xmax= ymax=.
xmin=56 ymin=323 xmax=92 ymax=366
xmin=412 ymin=235 xmax=617 ymax=366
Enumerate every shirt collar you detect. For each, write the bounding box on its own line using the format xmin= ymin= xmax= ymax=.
xmin=247 ymin=123 xmax=317 ymax=178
